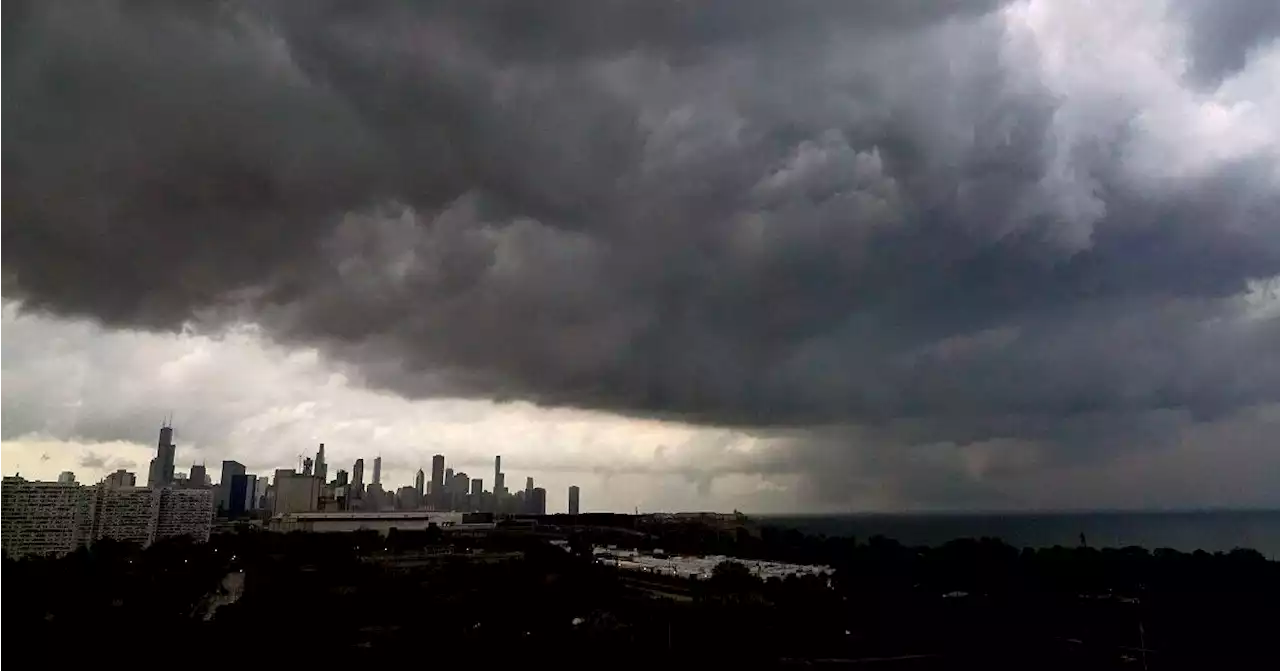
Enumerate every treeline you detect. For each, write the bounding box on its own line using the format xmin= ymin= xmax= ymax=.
xmin=4 ymin=527 xmax=1277 ymax=667
xmin=567 ymin=521 xmax=1280 ymax=666
xmin=4 ymin=536 xmax=230 ymax=650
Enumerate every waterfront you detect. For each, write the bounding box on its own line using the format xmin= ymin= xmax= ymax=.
xmin=761 ymin=510 xmax=1280 ymax=557
xmin=591 ymin=545 xmax=832 ymax=580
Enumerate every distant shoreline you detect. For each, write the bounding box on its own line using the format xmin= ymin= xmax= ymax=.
xmin=752 ymin=508 xmax=1280 ymax=517
xmin=744 ymin=509 xmax=1280 ymax=556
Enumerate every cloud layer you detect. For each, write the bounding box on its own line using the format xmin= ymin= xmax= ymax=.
xmin=0 ymin=304 xmax=790 ymax=513
xmin=4 ymin=1 xmax=1279 ymax=508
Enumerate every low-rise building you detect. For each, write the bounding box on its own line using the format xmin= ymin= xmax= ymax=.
xmin=103 ymin=469 xmax=137 ymax=489
xmin=268 ymin=511 xmax=480 ymax=535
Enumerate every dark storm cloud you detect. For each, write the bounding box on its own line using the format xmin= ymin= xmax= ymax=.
xmin=1173 ymin=0 xmax=1280 ymax=84
xmin=4 ymin=0 xmax=1279 ymax=465
xmin=3 ymin=0 xmax=392 ymax=327
xmin=270 ymin=0 xmax=1007 ymax=64
xmin=773 ymin=402 xmax=1280 ymax=510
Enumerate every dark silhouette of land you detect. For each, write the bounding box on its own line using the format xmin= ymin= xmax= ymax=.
xmin=6 ymin=517 xmax=1276 ymax=668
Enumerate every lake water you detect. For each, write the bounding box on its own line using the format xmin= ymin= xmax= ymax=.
xmin=760 ymin=511 xmax=1280 ymax=558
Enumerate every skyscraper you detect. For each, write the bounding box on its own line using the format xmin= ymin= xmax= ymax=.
xmin=514 ymin=489 xmax=526 ymax=513
xmin=415 ymin=468 xmax=426 ymax=498
xmin=452 ymin=472 xmax=469 ymax=510
xmin=254 ymin=478 xmax=269 ymax=510
xmin=189 ymin=464 xmax=207 ymax=488
xmin=302 ymin=457 xmax=313 ymax=476
xmin=242 ymin=474 xmax=258 ymax=512
xmin=147 ymin=421 xmax=177 ymax=488
xmin=472 ymin=478 xmax=485 ymax=513
xmin=431 ymin=455 xmax=445 ymax=500
xmin=352 ymin=459 xmax=364 ymax=491
xmin=493 ymin=455 xmax=504 ymax=499
xmin=372 ymin=456 xmax=382 ymax=485
xmin=217 ymin=461 xmax=245 ymax=515
xmin=568 ymin=485 xmax=580 ymax=515
xmin=315 ymin=443 xmax=327 ymax=482
xmin=228 ymin=473 xmax=249 ymax=517
xmin=530 ymin=487 xmax=546 ymax=516
xmin=336 ymin=469 xmax=349 ymax=487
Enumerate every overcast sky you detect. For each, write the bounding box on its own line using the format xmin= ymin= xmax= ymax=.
xmin=3 ymin=0 xmax=1278 ymax=513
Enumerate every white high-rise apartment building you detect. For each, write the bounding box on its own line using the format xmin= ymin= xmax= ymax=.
xmin=88 ymin=486 xmax=160 ymax=546
xmin=1 ymin=476 xmax=214 ymax=559
xmin=1 ymin=477 xmax=92 ymax=558
xmin=156 ymin=488 xmax=215 ymax=541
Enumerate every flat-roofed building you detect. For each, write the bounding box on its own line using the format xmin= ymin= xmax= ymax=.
xmin=268 ymin=511 xmax=482 ymax=535
xmin=157 ymin=488 xmax=215 ymax=542
xmin=272 ymin=470 xmax=322 ymax=515
xmin=103 ymin=469 xmax=137 ymax=489
xmin=88 ymin=486 xmax=160 ymax=546
xmin=1 ymin=477 xmax=214 ymax=559
xmin=1 ymin=477 xmax=93 ymax=558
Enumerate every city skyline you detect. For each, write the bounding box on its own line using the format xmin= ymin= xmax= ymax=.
xmin=8 ymin=422 xmax=588 ymax=519
xmin=126 ymin=423 xmax=586 ymax=516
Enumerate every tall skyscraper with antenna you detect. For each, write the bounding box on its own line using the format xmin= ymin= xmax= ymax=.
xmin=493 ymin=455 xmax=505 ymax=504
xmin=147 ymin=417 xmax=177 ymax=488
